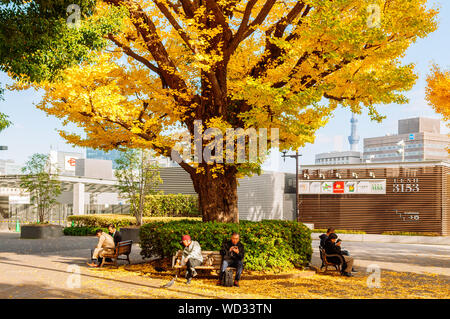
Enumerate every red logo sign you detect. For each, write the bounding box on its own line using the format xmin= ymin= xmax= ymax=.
xmin=67 ymin=158 xmax=77 ymax=166
xmin=333 ymin=181 xmax=345 ymax=193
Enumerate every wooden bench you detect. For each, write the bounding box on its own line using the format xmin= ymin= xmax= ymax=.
xmin=100 ymin=240 xmax=133 ymax=267
xmin=172 ymin=250 xmax=236 ymax=286
xmin=319 ymin=246 xmax=344 ymax=273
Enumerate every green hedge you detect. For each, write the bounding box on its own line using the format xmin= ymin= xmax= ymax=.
xmin=63 ymin=226 xmax=109 ymax=236
xmin=67 ymin=214 xmax=201 ymax=228
xmin=141 ymin=194 xmax=200 ymax=217
xmin=140 ymin=219 xmax=312 ymax=271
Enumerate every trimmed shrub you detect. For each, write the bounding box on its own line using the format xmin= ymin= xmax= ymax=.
xmin=67 ymin=214 xmax=201 ymax=228
xmin=63 ymin=226 xmax=108 ymax=236
xmin=140 ymin=219 xmax=312 ymax=271
xmin=141 ymin=194 xmax=200 ymax=217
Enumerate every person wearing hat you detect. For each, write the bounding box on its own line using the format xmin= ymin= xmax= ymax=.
xmin=181 ymin=235 xmax=203 ymax=284
xmin=324 ymin=233 xmax=354 ymax=277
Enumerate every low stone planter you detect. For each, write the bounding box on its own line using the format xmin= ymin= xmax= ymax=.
xmin=120 ymin=226 xmax=140 ymax=243
xmin=20 ymin=224 xmax=64 ymax=239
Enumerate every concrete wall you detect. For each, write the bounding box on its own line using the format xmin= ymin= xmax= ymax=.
xmin=157 ymin=167 xmax=197 ymax=195
xmin=75 ymin=159 xmax=113 ymax=179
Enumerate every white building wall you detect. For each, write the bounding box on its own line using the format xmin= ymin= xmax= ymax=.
xmin=237 ymin=172 xmax=287 ymax=221
xmin=156 ymin=167 xmax=294 ymax=221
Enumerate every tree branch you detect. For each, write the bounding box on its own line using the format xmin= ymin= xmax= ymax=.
xmin=205 ymin=0 xmax=233 ymax=42
xmin=106 ymin=34 xmax=160 ymax=75
xmin=152 ymin=0 xmax=196 ymax=52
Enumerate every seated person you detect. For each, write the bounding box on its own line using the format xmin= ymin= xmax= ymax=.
xmin=181 ymin=235 xmax=203 ymax=285
xmin=108 ymin=224 xmax=122 ymax=246
xmin=324 ymin=233 xmax=354 ymax=277
xmin=320 ymin=228 xmax=354 ymax=260
xmin=319 ymin=227 xmax=335 ymax=248
xmin=87 ymin=229 xmax=116 ymax=267
xmin=105 ymin=224 xmax=122 ymax=262
xmin=218 ymin=232 xmax=245 ymax=287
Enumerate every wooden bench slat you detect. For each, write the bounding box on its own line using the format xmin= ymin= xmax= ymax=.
xmin=172 ymin=249 xmax=240 ymax=272
xmin=100 ymin=240 xmax=133 ymax=267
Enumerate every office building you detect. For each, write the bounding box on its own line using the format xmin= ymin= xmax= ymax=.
xmin=363 ymin=117 xmax=449 ymax=162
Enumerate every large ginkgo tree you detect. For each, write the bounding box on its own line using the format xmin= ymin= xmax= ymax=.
xmin=0 ymin=0 xmax=438 ymax=222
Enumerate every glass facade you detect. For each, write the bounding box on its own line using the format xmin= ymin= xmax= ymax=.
xmin=86 ymin=148 xmax=122 ymax=169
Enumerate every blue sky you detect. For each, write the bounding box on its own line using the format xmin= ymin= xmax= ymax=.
xmin=0 ymin=1 xmax=449 ymax=172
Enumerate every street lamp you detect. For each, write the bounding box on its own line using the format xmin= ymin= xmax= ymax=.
xmin=282 ymin=150 xmax=302 ymax=222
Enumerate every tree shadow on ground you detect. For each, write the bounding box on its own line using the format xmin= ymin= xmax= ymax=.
xmin=0 ymin=260 xmax=225 ymax=299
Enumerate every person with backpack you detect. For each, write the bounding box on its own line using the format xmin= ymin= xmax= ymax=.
xmin=218 ymin=232 xmax=245 ymax=287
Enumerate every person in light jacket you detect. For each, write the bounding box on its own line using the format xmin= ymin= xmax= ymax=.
xmin=87 ymin=229 xmax=116 ymax=267
xmin=181 ymin=235 xmax=203 ymax=284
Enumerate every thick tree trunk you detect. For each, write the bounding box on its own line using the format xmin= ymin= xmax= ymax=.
xmin=190 ymin=167 xmax=239 ymax=223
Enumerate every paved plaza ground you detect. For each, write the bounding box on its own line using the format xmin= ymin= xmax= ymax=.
xmin=0 ymin=231 xmax=449 ymax=298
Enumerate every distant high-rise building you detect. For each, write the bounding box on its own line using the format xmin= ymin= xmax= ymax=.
xmin=363 ymin=117 xmax=449 ymax=163
xmin=315 ymin=113 xmax=362 ymax=165
xmin=348 ymin=113 xmax=360 ymax=152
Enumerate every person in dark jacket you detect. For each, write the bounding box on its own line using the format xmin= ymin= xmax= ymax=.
xmin=219 ymin=232 xmax=244 ymax=287
xmin=324 ymin=233 xmax=354 ymax=277
xmin=105 ymin=224 xmax=122 ymax=263
xmin=320 ymin=228 xmax=357 ymax=272
xmin=319 ymin=227 xmax=335 ymax=247
xmin=108 ymin=224 xmax=122 ymax=246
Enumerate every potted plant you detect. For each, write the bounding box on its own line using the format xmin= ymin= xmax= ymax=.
xmin=115 ymin=149 xmax=162 ymax=243
xmin=19 ymin=153 xmax=63 ymax=239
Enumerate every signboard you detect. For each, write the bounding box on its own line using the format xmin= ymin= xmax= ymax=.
xmin=371 ymin=181 xmax=386 ymax=194
xmin=345 ymin=182 xmax=356 ymax=194
xmin=310 ymin=182 xmax=321 ymax=193
xmin=299 ymin=179 xmax=386 ymax=195
xmin=409 ymin=134 xmax=415 ymax=140
xmin=321 ymin=182 xmax=333 ymax=193
xmin=333 ymin=181 xmax=345 ymax=193
xmin=298 ymin=182 xmax=310 ymax=194
xmin=64 ymin=156 xmax=79 ymax=171
xmin=357 ymin=181 xmax=370 ymax=194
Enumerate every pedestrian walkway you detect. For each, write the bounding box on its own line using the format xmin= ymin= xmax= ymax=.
xmin=311 ymin=239 xmax=450 ymax=276
xmin=0 ymin=232 xmax=449 ymax=298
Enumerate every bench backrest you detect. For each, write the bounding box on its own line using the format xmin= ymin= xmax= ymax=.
xmin=116 ymin=240 xmax=133 ymax=255
xmin=173 ymin=250 xmax=222 ymax=268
